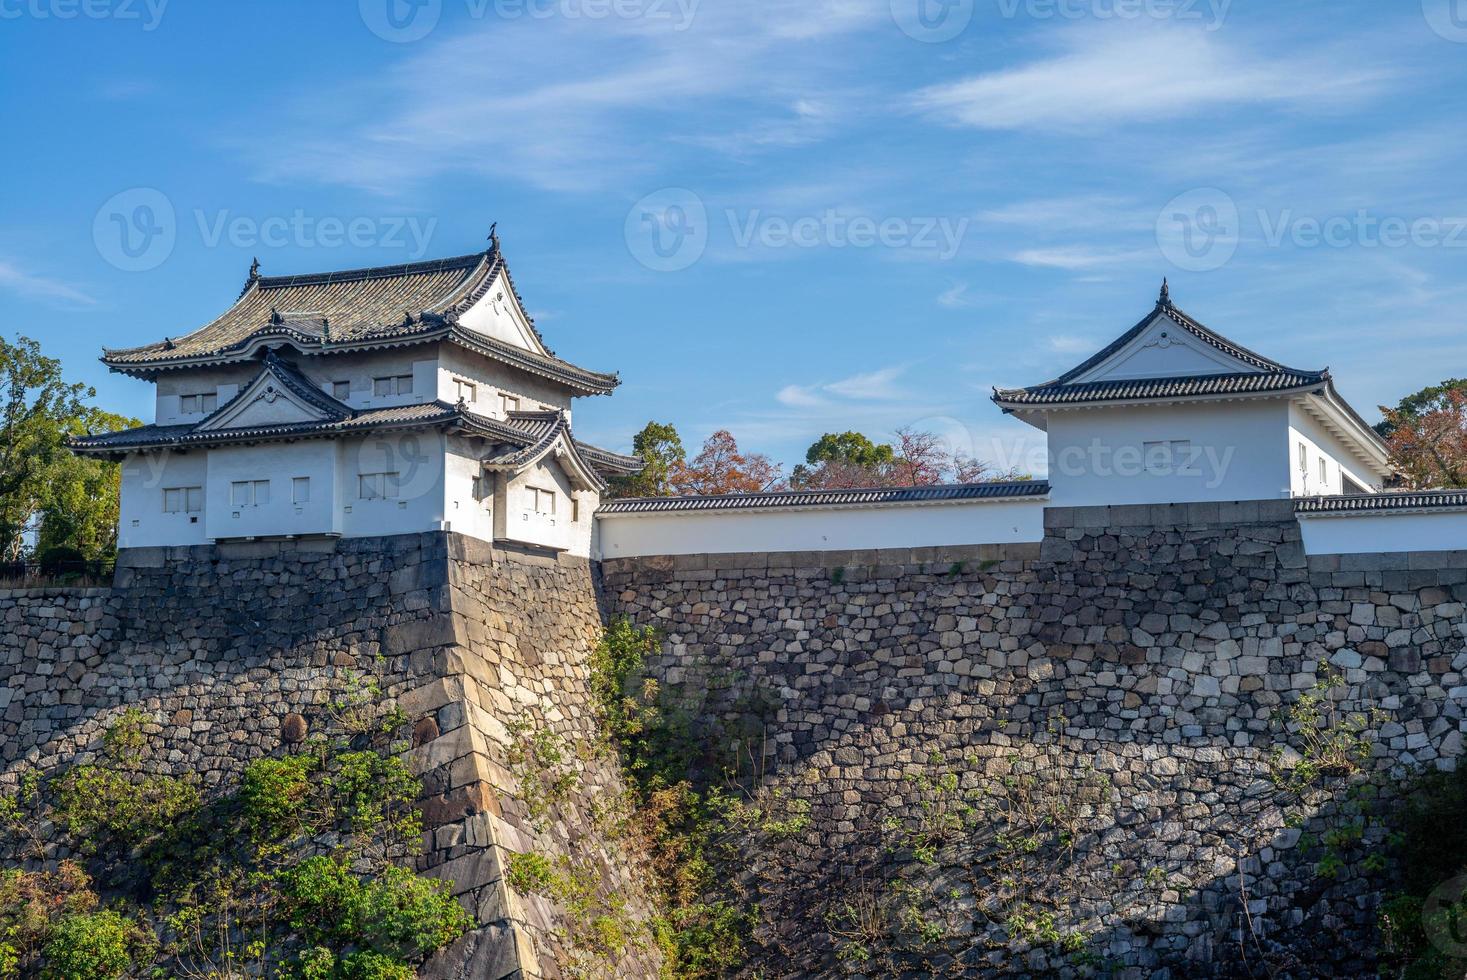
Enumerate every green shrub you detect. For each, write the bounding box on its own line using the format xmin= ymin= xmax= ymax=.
xmin=241 ymin=754 xmax=318 ymax=842
xmin=39 ymin=910 xmax=146 ymax=980
xmin=337 ymin=950 xmax=417 ymax=980
xmin=326 ymin=751 xmax=420 ymax=839
xmin=0 ymin=941 xmax=17 ymax=979
xmin=506 ymin=852 xmax=558 ymax=895
xmin=279 ymin=856 xmax=472 ymax=961
xmin=55 ymin=764 xmax=199 ymax=851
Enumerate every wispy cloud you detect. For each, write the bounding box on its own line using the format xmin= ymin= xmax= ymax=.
xmin=937 ymin=282 xmax=975 ymax=309
xmin=1011 ymin=246 xmax=1149 ymax=269
xmin=243 ymin=5 xmax=881 ymax=195
xmin=914 ymin=26 xmax=1395 ymax=132
xmin=0 ymin=260 xmax=97 ymax=308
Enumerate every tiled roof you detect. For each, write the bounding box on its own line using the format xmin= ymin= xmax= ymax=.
xmin=70 ymin=402 xmax=473 ymax=454
xmin=574 ymin=441 xmax=643 ymax=477
xmin=993 ymin=291 xmax=1326 ymax=407
xmin=993 ymin=370 xmax=1328 ymax=406
xmin=99 ymin=246 xmax=619 ymax=395
xmin=599 ymin=480 xmax=1050 ymax=514
xmin=1296 ymin=490 xmax=1467 ymax=514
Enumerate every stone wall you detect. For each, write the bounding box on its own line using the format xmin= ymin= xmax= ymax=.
xmin=0 ymin=533 xmax=659 ymax=980
xmin=600 ymin=501 xmax=1467 ymax=977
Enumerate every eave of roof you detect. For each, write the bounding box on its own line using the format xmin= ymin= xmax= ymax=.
xmin=1296 ymin=490 xmax=1467 ymax=515
xmin=68 ymin=401 xmax=545 ymax=456
xmin=993 ymin=370 xmax=1328 ymax=407
xmin=598 ymin=480 xmax=1050 ymax=515
xmin=97 ymin=246 xmax=619 ymax=395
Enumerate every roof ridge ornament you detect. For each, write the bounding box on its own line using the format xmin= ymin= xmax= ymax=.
xmin=238 ymin=257 xmax=263 ymax=299
xmin=488 ymin=222 xmax=500 ymax=252
xmin=270 ymin=308 xmax=284 ymax=326
xmin=1157 ymin=277 xmax=1171 ymax=308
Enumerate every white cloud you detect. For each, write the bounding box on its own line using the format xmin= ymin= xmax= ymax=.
xmin=0 ymin=260 xmax=97 ymax=308
xmin=824 ymin=365 xmax=908 ymax=400
xmin=1011 ymin=246 xmax=1148 ymax=269
xmin=914 ymin=26 xmax=1394 ymax=132
xmin=243 ymin=5 xmax=879 ymax=195
xmin=937 ymin=282 xmax=975 ymax=308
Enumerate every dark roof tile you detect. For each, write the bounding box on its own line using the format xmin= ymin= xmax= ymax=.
xmin=599 ymin=481 xmax=1049 ymax=514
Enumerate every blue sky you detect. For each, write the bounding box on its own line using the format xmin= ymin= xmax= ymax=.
xmin=4 ymin=0 xmax=1467 ymax=473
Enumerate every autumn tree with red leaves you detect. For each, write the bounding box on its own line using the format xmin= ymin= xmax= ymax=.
xmin=670 ymin=430 xmax=783 ymax=495
xmin=1379 ymin=386 xmax=1467 ymax=489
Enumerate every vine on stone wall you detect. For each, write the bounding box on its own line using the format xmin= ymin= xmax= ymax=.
xmin=0 ymin=670 xmax=471 ymax=979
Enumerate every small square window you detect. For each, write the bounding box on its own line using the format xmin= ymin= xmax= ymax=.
xmin=531 ymin=487 xmax=556 ymax=515
xmin=180 ymin=394 xmax=198 ymax=414
xmin=231 ymin=481 xmax=251 ymax=507
xmin=571 ymin=496 xmax=580 ymax=523
xmin=396 ymin=375 xmax=413 ymax=395
xmin=455 ymin=379 xmax=478 ymax=403
xmin=501 ymin=393 xmax=520 ymax=416
xmin=332 ymin=381 xmax=350 ymax=400
xmin=373 ymin=377 xmax=391 ymax=398
xmin=186 ymin=487 xmax=203 ymax=512
xmin=200 ymin=392 xmax=218 ymax=413
xmin=373 ymin=375 xmax=413 ymax=397
xmin=292 ymin=477 xmax=311 ymax=504
xmin=359 ymin=472 xmax=401 ymax=500
xmin=164 ymin=488 xmax=182 ymax=513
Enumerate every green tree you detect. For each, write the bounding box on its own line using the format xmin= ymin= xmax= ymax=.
xmin=1375 ymin=379 xmax=1467 ymax=438
xmin=804 ymin=431 xmax=896 ymax=468
xmin=0 ymin=335 xmax=135 ymax=560
xmin=608 ymin=421 xmax=685 ymax=498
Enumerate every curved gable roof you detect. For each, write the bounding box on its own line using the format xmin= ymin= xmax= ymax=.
xmin=100 ymin=242 xmax=620 ymax=394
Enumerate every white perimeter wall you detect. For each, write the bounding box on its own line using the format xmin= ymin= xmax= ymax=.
xmin=1044 ymin=401 xmax=1287 ymax=507
xmin=594 ymin=500 xmax=1045 ymax=559
xmin=1300 ymin=512 xmax=1467 ymax=555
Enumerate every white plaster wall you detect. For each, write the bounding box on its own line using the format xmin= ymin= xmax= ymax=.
xmin=1044 ymin=401 xmax=1289 ymax=506
xmin=204 ymin=442 xmax=339 ymax=540
xmin=1300 ymin=513 xmax=1467 ymax=555
xmin=1287 ymin=402 xmax=1380 ymax=496
xmin=594 ymin=500 xmax=1045 ymax=559
xmin=154 ymin=365 xmax=257 ymax=426
xmin=338 ymin=432 xmax=448 ymax=538
xmin=117 ymin=451 xmax=210 ymax=548
xmin=442 ymin=436 xmax=495 ymax=544
xmin=500 ymin=458 xmax=586 ymax=554
xmin=435 ymin=345 xmax=573 ymax=420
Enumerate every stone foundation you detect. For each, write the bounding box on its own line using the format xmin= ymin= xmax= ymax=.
xmin=0 ymin=533 xmax=659 ymax=980
xmin=601 ymin=501 xmax=1467 ymax=976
